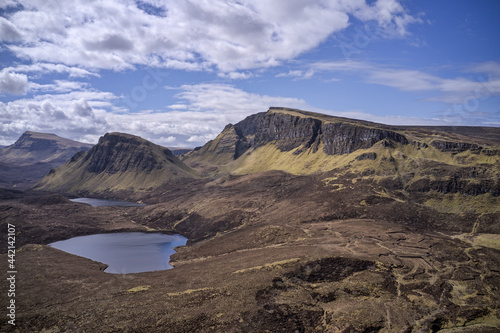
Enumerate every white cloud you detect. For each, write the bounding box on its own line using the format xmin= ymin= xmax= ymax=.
xmin=29 ymin=80 xmax=89 ymax=93
xmin=367 ymin=69 xmax=500 ymax=104
xmin=158 ymin=136 xmax=177 ymax=145
xmin=0 ymin=82 xmax=312 ymax=146
xmin=468 ymin=61 xmax=500 ymax=76
xmin=0 ymin=89 xmax=113 ymax=145
xmin=218 ymin=71 xmax=254 ymax=80
xmin=0 ymin=70 xmax=28 ymax=95
xmin=353 ymin=0 xmax=421 ymax=36
xmin=1 ymin=0 xmax=420 ymax=72
xmin=276 ymin=69 xmax=315 ymax=80
xmin=6 ymin=63 xmax=99 ymax=78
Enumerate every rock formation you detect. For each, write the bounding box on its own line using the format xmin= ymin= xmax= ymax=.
xmin=33 ymin=132 xmax=197 ymax=196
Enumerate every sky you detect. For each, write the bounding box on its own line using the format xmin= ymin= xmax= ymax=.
xmin=0 ymin=0 xmax=499 ymax=147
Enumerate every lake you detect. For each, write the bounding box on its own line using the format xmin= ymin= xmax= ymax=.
xmin=50 ymin=232 xmax=187 ymax=274
xmin=70 ymin=197 xmax=147 ymax=207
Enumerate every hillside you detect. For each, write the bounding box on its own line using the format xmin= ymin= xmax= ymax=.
xmin=0 ymin=131 xmax=93 ymax=189
xmin=33 ymin=132 xmax=197 ymax=196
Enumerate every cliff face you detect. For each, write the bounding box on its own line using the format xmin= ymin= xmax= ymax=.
xmin=232 ymin=110 xmax=408 ymax=156
xmin=83 ymin=133 xmax=176 ymax=174
xmin=34 ymin=132 xmax=196 ymax=196
xmin=184 ymin=107 xmax=410 ymax=168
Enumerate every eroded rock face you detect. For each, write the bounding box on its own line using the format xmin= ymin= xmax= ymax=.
xmin=321 ymin=122 xmax=408 ymax=155
xmin=431 ymin=140 xmax=482 ymax=153
xmin=238 ymin=112 xmax=322 ymax=152
xmin=83 ymin=133 xmax=171 ymax=174
xmin=33 ymin=132 xmax=197 ymax=195
xmin=230 ymin=110 xmax=409 ymax=157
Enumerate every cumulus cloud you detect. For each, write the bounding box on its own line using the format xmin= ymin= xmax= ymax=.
xmin=0 ymin=70 xmax=28 ymax=95
xmin=1 ymin=0 xmax=419 ymax=72
xmin=0 ymin=82 xmax=312 ymax=146
xmin=84 ymin=34 xmax=134 ymax=52
xmin=72 ymin=99 xmax=94 ymax=117
xmin=0 ymin=90 xmax=113 ymax=145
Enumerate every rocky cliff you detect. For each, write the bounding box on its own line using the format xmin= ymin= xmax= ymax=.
xmin=34 ymin=132 xmax=197 ymax=196
xmin=184 ymin=107 xmax=410 ymax=169
xmin=232 ymin=108 xmax=409 ymax=156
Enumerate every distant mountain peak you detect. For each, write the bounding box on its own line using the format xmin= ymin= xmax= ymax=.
xmin=0 ymin=131 xmax=92 ymax=166
xmin=0 ymin=131 xmax=93 ymax=189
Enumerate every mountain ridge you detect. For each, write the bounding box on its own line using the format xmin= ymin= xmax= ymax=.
xmin=32 ymin=107 xmax=500 ymax=199
xmin=33 ymin=132 xmax=197 ymax=196
xmin=0 ymin=131 xmax=93 ymax=165
xmin=183 ymin=108 xmax=500 ymax=182
xmin=0 ymin=131 xmax=93 ymax=189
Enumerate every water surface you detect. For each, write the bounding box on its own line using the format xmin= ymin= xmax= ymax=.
xmin=70 ymin=197 xmax=147 ymax=207
xmin=50 ymin=232 xmax=187 ymax=274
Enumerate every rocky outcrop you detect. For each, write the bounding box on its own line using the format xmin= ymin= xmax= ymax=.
xmin=431 ymin=140 xmax=482 ymax=153
xmin=223 ymin=108 xmax=409 ymax=157
xmin=236 ymin=112 xmax=323 ymax=153
xmin=34 ymin=132 xmax=197 ymax=195
xmin=321 ymin=123 xmax=408 ymax=155
xmin=406 ymin=164 xmax=500 ymax=196
xmin=356 ymin=152 xmax=377 ymax=161
xmin=83 ymin=133 xmax=175 ymax=174
xmin=182 ymin=124 xmax=250 ymax=168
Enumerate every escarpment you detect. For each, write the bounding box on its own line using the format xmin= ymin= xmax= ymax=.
xmin=183 ymin=107 xmax=500 ymax=197
xmin=33 ymin=132 xmax=197 ymax=196
xmin=233 ymin=109 xmax=409 ymax=155
xmin=185 ymin=107 xmax=410 ymax=167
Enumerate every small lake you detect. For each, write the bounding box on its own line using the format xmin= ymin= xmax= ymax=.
xmin=70 ymin=197 xmax=147 ymax=207
xmin=50 ymin=232 xmax=187 ymax=274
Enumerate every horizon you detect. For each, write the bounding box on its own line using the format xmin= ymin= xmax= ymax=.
xmin=1 ymin=0 xmax=499 ymax=147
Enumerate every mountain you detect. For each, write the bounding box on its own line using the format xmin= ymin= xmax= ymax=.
xmin=0 ymin=131 xmax=93 ymax=190
xmin=33 ymin=132 xmax=197 ymax=196
xmin=184 ymin=107 xmax=500 ymax=196
xmin=167 ymin=147 xmax=193 ymax=156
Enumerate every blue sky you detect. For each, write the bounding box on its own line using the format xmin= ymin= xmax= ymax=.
xmin=1 ymin=0 xmax=499 ymax=147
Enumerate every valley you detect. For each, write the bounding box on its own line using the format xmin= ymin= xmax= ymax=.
xmin=1 ymin=107 xmax=500 ymax=332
